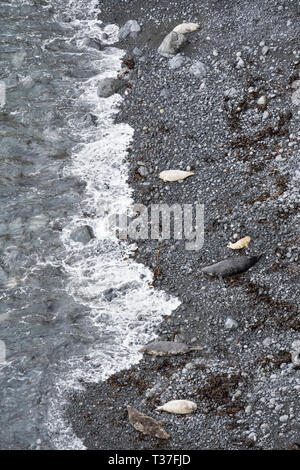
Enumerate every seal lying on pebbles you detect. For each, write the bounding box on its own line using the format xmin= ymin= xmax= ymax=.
xmin=156 ymin=399 xmax=197 ymax=414
xmin=173 ymin=23 xmax=200 ymax=34
xmin=158 ymin=31 xmax=187 ymax=58
xmin=202 ymin=255 xmax=262 ymax=277
xmin=127 ymin=405 xmax=170 ymax=439
xmin=140 ymin=341 xmax=203 ymax=356
xmin=227 ymin=236 xmax=251 ymax=250
xmin=159 ymin=170 xmax=194 ymax=182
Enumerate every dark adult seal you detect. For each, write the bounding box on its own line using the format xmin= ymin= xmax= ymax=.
xmin=202 ymin=255 xmax=262 ymax=277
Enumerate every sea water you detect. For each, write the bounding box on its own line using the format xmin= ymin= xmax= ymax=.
xmin=0 ymin=0 xmax=179 ymax=449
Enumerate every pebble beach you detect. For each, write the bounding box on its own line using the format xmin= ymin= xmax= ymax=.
xmin=65 ymin=0 xmax=300 ymax=450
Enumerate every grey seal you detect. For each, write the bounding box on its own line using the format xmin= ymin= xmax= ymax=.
xmin=202 ymin=255 xmax=262 ymax=277
xmin=127 ymin=405 xmax=170 ymax=439
xmin=140 ymin=341 xmax=203 ymax=356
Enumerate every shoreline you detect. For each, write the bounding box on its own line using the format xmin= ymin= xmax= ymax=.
xmin=66 ymin=0 xmax=299 ymax=450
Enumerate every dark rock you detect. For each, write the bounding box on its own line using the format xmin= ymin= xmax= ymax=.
xmin=97 ymin=77 xmax=124 ymax=98
xmin=137 ymin=166 xmax=148 ymax=177
xmin=190 ymin=61 xmax=207 ymax=78
xmin=102 ymin=288 xmax=117 ymax=302
xmin=132 ymin=47 xmax=143 ymax=57
xmin=168 ymin=54 xmax=186 ymax=70
xmin=70 ymin=225 xmax=95 ymax=244
xmin=0 ymin=267 xmax=8 ymax=284
xmin=119 ymin=20 xmax=141 ymax=40
xmin=83 ymin=37 xmax=103 ymax=51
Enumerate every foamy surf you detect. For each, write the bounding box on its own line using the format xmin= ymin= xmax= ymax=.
xmin=45 ymin=0 xmax=180 ymax=449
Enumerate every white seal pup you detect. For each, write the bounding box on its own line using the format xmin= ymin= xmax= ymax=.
xmin=156 ymin=400 xmax=197 ymax=414
xmin=173 ymin=23 xmax=200 ymax=34
xmin=159 ymin=170 xmax=194 ymax=182
xmin=227 ymin=236 xmax=251 ymax=250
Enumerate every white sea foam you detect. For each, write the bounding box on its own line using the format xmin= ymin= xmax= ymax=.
xmin=46 ymin=0 xmax=180 ymax=450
